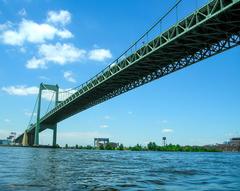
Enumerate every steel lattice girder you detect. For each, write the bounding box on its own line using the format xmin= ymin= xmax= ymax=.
xmin=22 ymin=0 xmax=240 ymax=136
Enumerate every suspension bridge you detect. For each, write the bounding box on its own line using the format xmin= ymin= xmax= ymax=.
xmin=15 ymin=0 xmax=240 ymax=146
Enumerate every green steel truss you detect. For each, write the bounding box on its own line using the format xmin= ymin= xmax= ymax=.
xmin=15 ymin=0 xmax=240 ymax=144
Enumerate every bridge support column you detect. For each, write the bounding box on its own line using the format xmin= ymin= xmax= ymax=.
xmin=22 ymin=131 xmax=35 ymax=146
xmin=52 ymin=124 xmax=57 ymax=147
xmin=34 ymin=84 xmax=42 ymax=146
xmin=52 ymin=85 xmax=59 ymax=147
xmin=22 ymin=131 xmax=28 ymax=146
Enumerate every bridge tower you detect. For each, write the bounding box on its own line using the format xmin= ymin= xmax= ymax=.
xmin=34 ymin=83 xmax=59 ymax=146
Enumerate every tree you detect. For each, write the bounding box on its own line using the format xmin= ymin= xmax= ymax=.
xmin=119 ymin=144 xmax=124 ymax=150
xmin=147 ymin=142 xmax=157 ymax=151
xmin=131 ymin=144 xmax=143 ymax=151
xmin=65 ymin=144 xmax=68 ymax=149
xmin=99 ymin=144 xmax=104 ymax=150
xmin=105 ymin=143 xmax=115 ymax=150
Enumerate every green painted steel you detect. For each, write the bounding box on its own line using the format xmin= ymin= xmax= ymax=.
xmin=15 ymin=0 xmax=240 ymax=145
xmin=33 ymin=83 xmax=59 ymax=146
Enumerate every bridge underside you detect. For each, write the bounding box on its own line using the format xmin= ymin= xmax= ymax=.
xmin=15 ymin=0 xmax=240 ymax=145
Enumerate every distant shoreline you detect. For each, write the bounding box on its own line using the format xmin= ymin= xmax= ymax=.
xmin=1 ymin=143 xmax=239 ymax=152
xmin=0 ymin=145 xmax=233 ymax=152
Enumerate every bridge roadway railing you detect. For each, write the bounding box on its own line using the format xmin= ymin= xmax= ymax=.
xmin=26 ymin=0 xmax=239 ymax=132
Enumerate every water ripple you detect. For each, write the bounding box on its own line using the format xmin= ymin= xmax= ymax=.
xmin=0 ymin=148 xmax=239 ymax=191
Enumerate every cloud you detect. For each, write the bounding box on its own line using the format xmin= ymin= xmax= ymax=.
xmin=64 ymin=71 xmax=76 ymax=83
xmin=26 ymin=43 xmax=86 ymax=69
xmin=26 ymin=57 xmax=46 ymax=69
xmin=0 ymin=24 xmax=6 ymax=31
xmin=47 ymin=10 xmax=71 ymax=26
xmin=1 ymin=19 xmax=73 ymax=46
xmin=0 ymin=21 xmax=12 ymax=31
xmin=128 ymin=111 xmax=133 ymax=115
xmin=99 ymin=124 xmax=109 ymax=129
xmin=162 ymin=128 xmax=173 ymax=133
xmin=2 ymin=85 xmax=38 ymax=96
xmin=1 ymin=85 xmax=76 ymax=101
xmin=88 ymin=48 xmax=112 ymax=61
xmin=39 ymin=43 xmax=85 ymax=64
xmin=18 ymin=8 xmax=27 ymax=17
xmin=1 ymin=85 xmax=52 ymax=101
xmin=2 ymin=30 xmax=23 ymax=45
xmin=56 ymin=29 xmax=73 ymax=38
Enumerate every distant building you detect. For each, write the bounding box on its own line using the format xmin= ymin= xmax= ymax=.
xmin=229 ymin=137 xmax=240 ymax=146
xmin=0 ymin=132 xmax=16 ymax=145
xmin=162 ymin=137 xmax=167 ymax=146
xmin=0 ymin=139 xmax=11 ymax=145
xmin=94 ymin=138 xmax=109 ymax=147
xmin=7 ymin=132 xmax=16 ymax=142
xmin=94 ymin=138 xmax=119 ymax=149
xmin=108 ymin=142 xmax=119 ymax=148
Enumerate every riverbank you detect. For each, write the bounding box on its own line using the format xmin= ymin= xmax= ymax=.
xmin=62 ymin=143 xmax=221 ymax=152
xmin=2 ymin=142 xmax=239 ymax=152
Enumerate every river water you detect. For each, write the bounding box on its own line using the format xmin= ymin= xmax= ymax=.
xmin=0 ymin=147 xmax=239 ymax=191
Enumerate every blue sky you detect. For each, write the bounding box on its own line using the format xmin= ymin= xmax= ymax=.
xmin=0 ymin=0 xmax=239 ymax=146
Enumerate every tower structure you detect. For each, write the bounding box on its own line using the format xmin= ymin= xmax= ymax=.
xmin=34 ymin=83 xmax=59 ymax=146
xmin=162 ymin=137 xmax=167 ymax=146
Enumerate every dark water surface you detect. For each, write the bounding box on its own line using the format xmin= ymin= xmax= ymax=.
xmin=0 ymin=147 xmax=239 ymax=191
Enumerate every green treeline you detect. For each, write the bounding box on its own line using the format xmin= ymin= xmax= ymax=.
xmin=62 ymin=142 xmax=219 ymax=152
xmin=129 ymin=142 xmax=219 ymax=152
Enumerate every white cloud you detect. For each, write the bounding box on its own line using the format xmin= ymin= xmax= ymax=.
xmin=1 ymin=19 xmax=73 ymax=46
xmin=1 ymin=85 xmax=38 ymax=96
xmin=57 ymin=29 xmax=73 ymax=38
xmin=1 ymin=85 xmax=76 ymax=101
xmin=18 ymin=8 xmax=27 ymax=17
xmin=26 ymin=45 xmax=113 ymax=69
xmin=1 ymin=85 xmax=51 ymax=101
xmin=88 ymin=48 xmax=112 ymax=61
xmin=162 ymin=128 xmax=173 ymax=133
xmin=47 ymin=10 xmax=71 ymax=26
xmin=26 ymin=57 xmax=46 ymax=69
xmin=0 ymin=24 xmax=6 ymax=31
xmin=2 ymin=30 xmax=23 ymax=45
xmin=39 ymin=43 xmax=86 ymax=64
xmin=64 ymin=71 xmax=76 ymax=83
xmin=0 ymin=21 xmax=12 ymax=31
xmin=99 ymin=124 xmax=109 ymax=129
xmin=26 ymin=43 xmax=86 ymax=69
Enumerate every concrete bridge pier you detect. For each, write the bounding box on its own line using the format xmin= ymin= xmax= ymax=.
xmin=22 ymin=131 xmax=35 ymax=146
